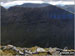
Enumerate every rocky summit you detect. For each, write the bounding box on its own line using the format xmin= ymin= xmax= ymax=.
xmin=0 ymin=45 xmax=75 ymax=56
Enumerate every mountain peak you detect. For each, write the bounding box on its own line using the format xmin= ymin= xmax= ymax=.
xmin=1 ymin=1 xmax=74 ymax=8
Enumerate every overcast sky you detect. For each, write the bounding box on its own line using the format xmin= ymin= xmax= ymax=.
xmin=1 ymin=0 xmax=74 ymax=8
xmin=0 ymin=0 xmax=74 ymax=2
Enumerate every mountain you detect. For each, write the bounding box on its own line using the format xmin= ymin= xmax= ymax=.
xmin=16 ymin=3 xmax=49 ymax=8
xmin=16 ymin=3 xmax=75 ymax=13
xmin=1 ymin=1 xmax=74 ymax=9
xmin=1 ymin=4 xmax=74 ymax=49
xmin=57 ymin=5 xmax=75 ymax=13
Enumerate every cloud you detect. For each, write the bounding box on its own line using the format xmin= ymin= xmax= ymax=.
xmin=0 ymin=0 xmax=74 ymax=2
xmin=1 ymin=0 xmax=74 ymax=9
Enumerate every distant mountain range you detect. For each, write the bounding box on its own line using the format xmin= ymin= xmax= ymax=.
xmin=1 ymin=3 xmax=74 ymax=49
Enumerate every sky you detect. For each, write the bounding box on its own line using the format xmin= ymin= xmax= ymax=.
xmin=0 ymin=0 xmax=74 ymax=2
xmin=0 ymin=0 xmax=74 ymax=8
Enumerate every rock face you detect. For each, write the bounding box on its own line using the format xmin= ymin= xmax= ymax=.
xmin=1 ymin=3 xmax=74 ymax=49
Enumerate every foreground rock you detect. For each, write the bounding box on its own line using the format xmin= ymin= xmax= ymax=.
xmin=0 ymin=45 xmax=75 ymax=56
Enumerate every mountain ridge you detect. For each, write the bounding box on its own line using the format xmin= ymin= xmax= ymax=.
xmin=1 ymin=4 xmax=74 ymax=49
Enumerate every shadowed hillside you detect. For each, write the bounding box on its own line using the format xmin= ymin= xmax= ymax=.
xmin=1 ymin=4 xmax=74 ymax=49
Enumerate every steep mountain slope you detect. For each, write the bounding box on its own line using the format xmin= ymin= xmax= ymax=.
xmin=57 ymin=5 xmax=74 ymax=13
xmin=1 ymin=4 xmax=74 ymax=49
